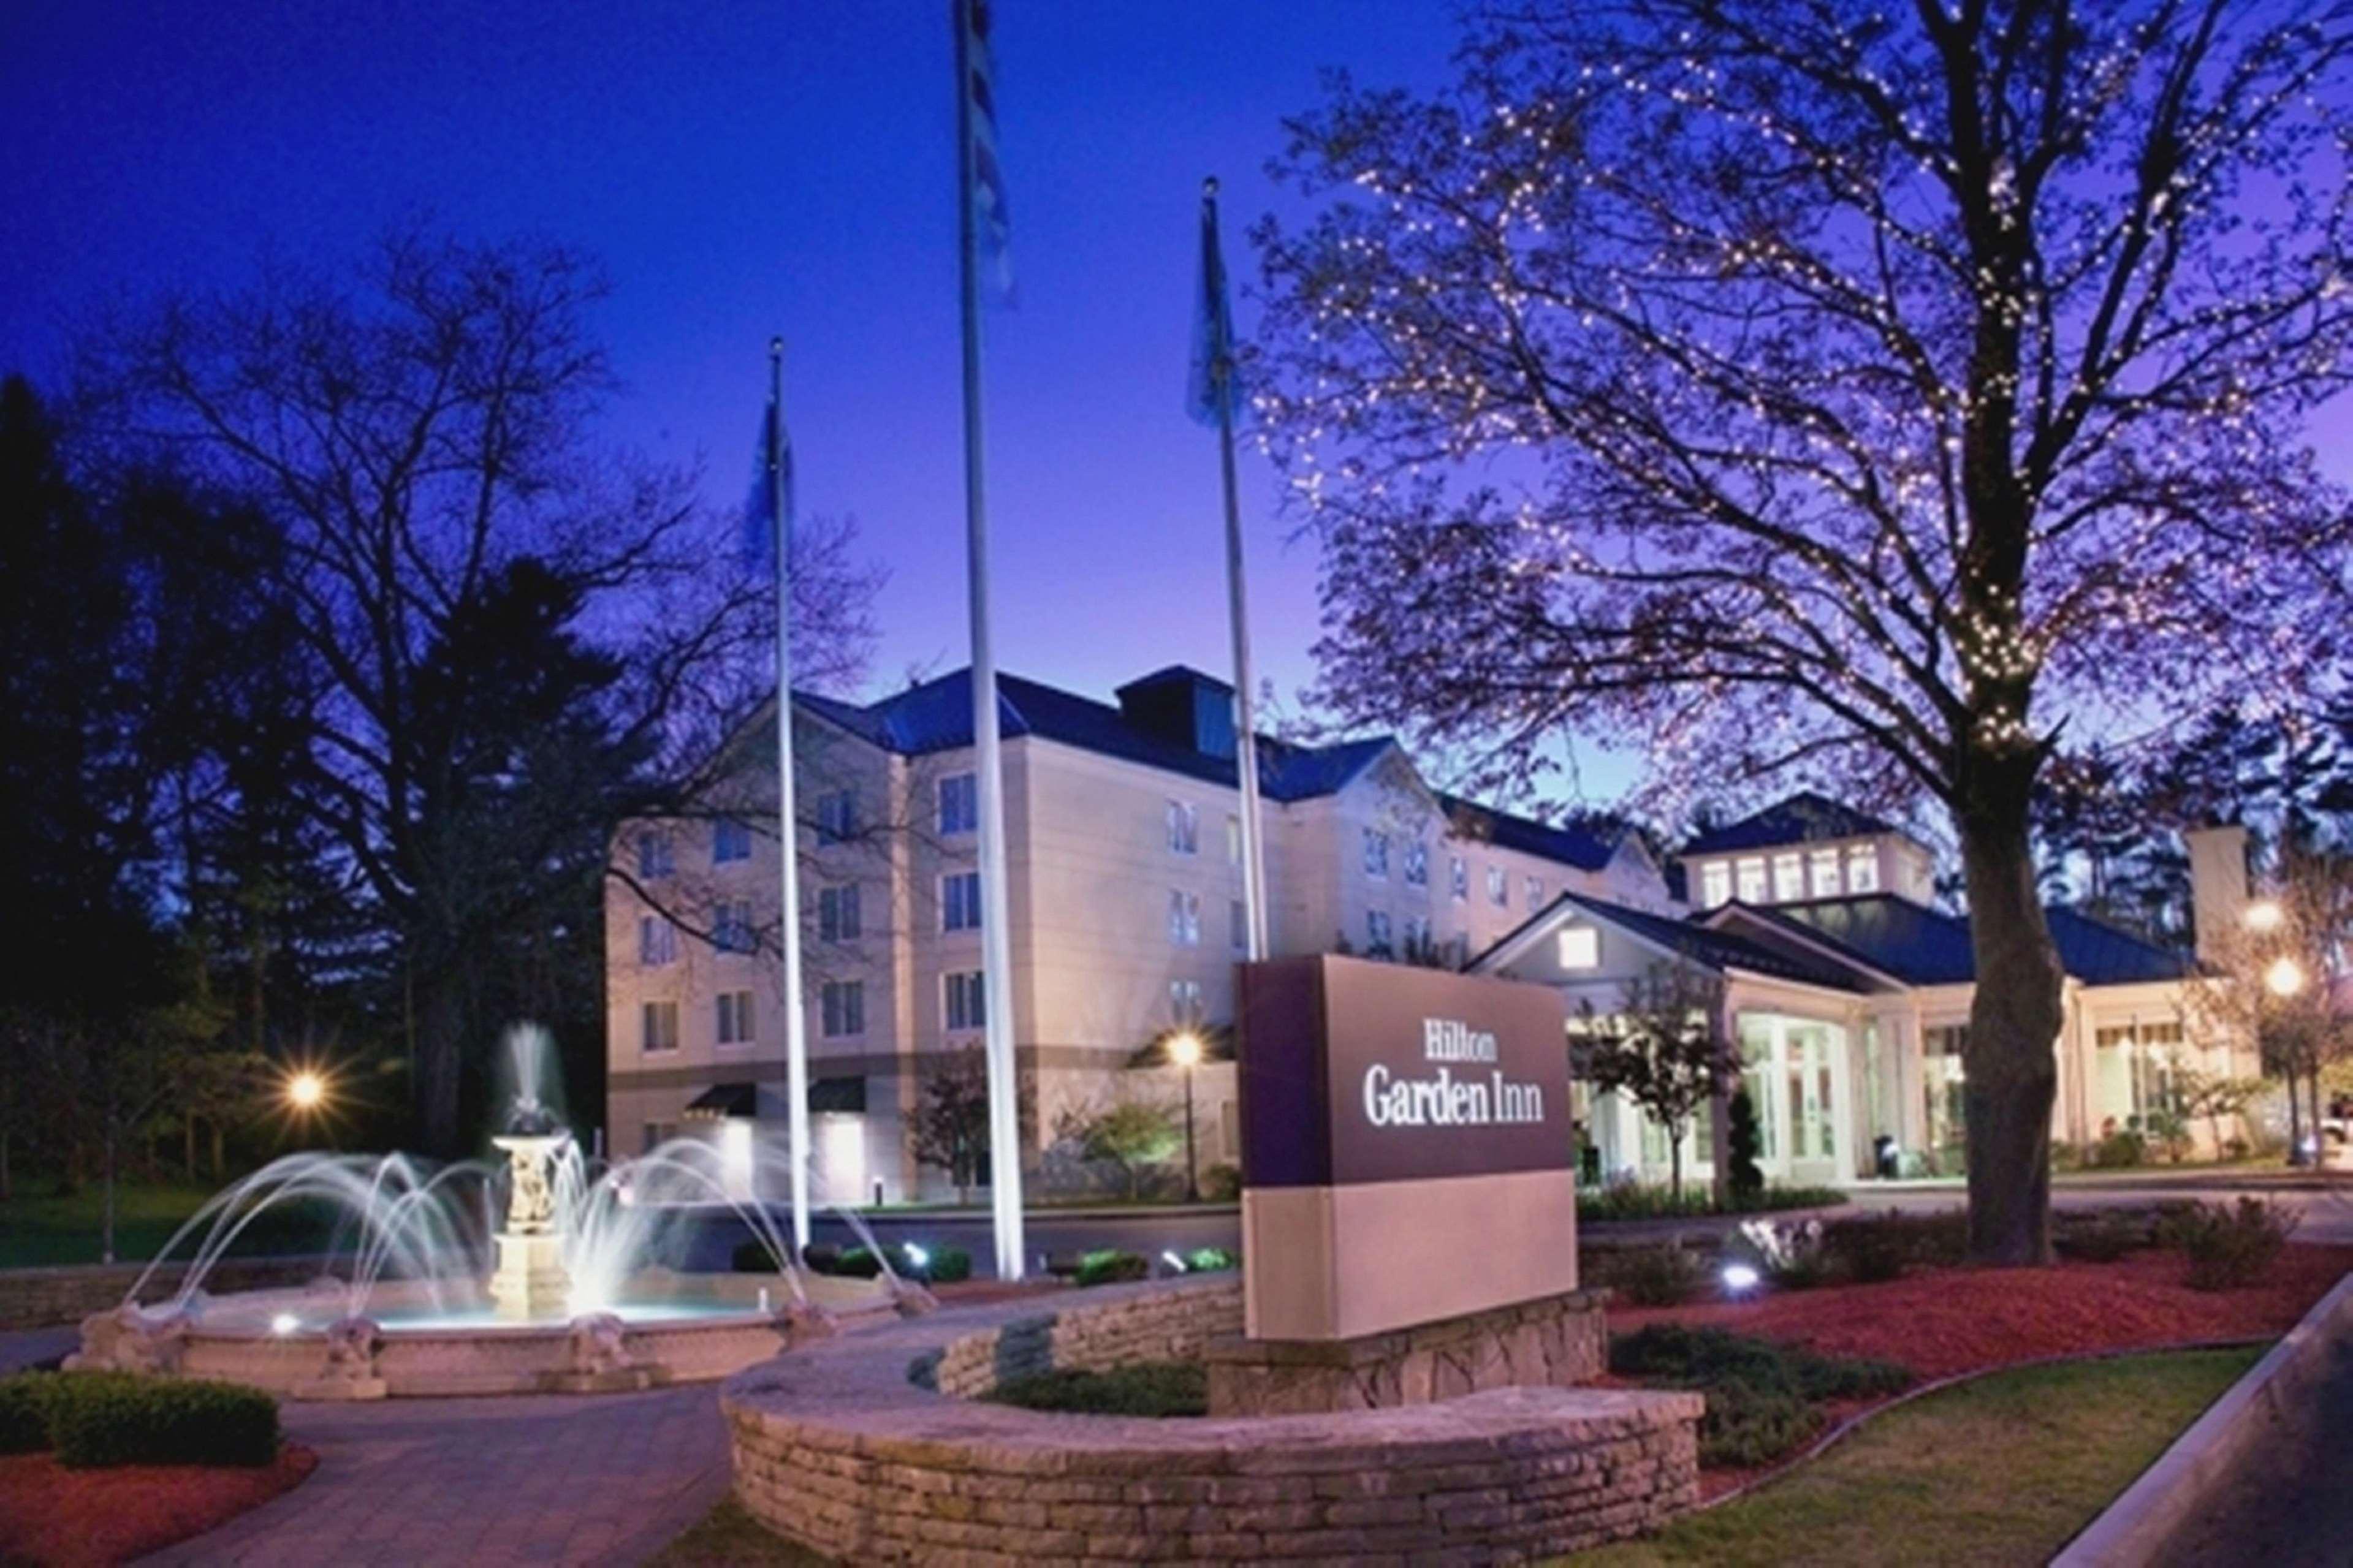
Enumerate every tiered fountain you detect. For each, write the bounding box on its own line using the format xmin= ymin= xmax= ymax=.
xmin=66 ymin=1026 xmax=922 ymax=1399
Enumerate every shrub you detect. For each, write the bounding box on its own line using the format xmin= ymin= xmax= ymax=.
xmin=1578 ymin=1182 xmax=1844 ymax=1223
xmin=1738 ymin=1218 xmax=1833 ymax=1289
xmin=2050 ymin=1140 xmax=2086 ymax=1172
xmin=1184 ymin=1247 xmax=1236 ymax=1273
xmin=1073 ymin=1249 xmax=1149 ymax=1287
xmin=12 ymin=1373 xmax=280 ymax=1468
xmin=2088 ymin=1130 xmax=2147 ymax=1168
xmin=2170 ymin=1197 xmax=2298 ymax=1290
xmin=1199 ymin=1163 xmax=1242 ymax=1203
xmin=1820 ymin=1210 xmax=1969 ymax=1281
xmin=1609 ymin=1325 xmax=1909 ymax=1467
xmin=912 ymin=1244 xmax=973 ymax=1283
xmin=1610 ymin=1241 xmax=1710 ymax=1306
xmin=2053 ymin=1209 xmax=2152 ymax=1263
xmin=0 ymin=1373 xmax=56 ymax=1454
xmin=987 ymin=1361 xmax=1207 ymax=1417
xmin=732 ymin=1238 xmax=788 ymax=1273
xmin=827 ymin=1246 xmax=884 ymax=1279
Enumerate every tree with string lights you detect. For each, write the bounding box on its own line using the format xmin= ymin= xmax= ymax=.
xmin=1254 ymin=1 xmax=2353 ymax=1263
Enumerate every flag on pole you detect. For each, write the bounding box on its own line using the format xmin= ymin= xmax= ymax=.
xmin=1187 ymin=176 xmax=1240 ymax=427
xmin=957 ymin=0 xmax=1014 ymax=305
xmin=741 ymin=393 xmax=796 ymax=572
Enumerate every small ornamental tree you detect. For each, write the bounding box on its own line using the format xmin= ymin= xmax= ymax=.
xmin=1726 ymin=1086 xmax=1765 ymax=1203
xmin=911 ymin=1046 xmax=994 ymax=1204
xmin=2172 ymin=1066 xmax=2265 ymax=1161
xmin=1055 ymin=1099 xmax=1182 ymax=1201
xmin=1256 ymin=2 xmax=2353 ymax=1262
xmin=1575 ymin=961 xmax=1737 ymax=1202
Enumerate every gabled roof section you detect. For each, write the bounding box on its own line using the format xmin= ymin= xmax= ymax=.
xmin=1753 ymin=894 xmax=2197 ymax=988
xmin=1681 ymin=792 xmax=1905 ymax=856
xmin=1439 ymin=794 xmax=1620 ymax=873
xmin=1470 ymin=890 xmax=1874 ymax=993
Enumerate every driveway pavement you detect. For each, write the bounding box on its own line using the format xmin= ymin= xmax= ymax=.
xmin=139 ymin=1383 xmax=730 ymax=1567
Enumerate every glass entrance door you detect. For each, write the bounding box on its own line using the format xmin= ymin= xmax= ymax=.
xmin=1735 ymin=1013 xmax=1851 ymax=1184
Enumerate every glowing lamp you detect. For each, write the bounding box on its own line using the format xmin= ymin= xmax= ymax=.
xmin=2265 ymin=956 xmax=2306 ymax=998
xmin=1722 ymin=1263 xmax=1762 ymax=1294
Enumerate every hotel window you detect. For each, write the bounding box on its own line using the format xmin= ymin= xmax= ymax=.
xmin=712 ymin=819 xmax=752 ymax=865
xmin=1735 ymin=857 xmax=1768 ymax=904
xmin=636 ymin=831 xmax=674 ymax=879
xmin=1772 ymin=853 xmax=1804 ymax=903
xmin=1226 ymin=814 xmax=1242 ymax=865
xmin=1171 ymin=978 xmax=1203 ymax=1024
xmin=1366 ymin=909 xmax=1393 ymax=955
xmin=945 ymin=971 xmax=986 ymax=1032
xmin=1451 ymin=857 xmax=1469 ymax=901
xmin=716 ymin=990 xmax=756 ymax=1047
xmin=1809 ymin=848 xmax=1842 ymax=899
xmin=1168 ymin=889 xmax=1201 ymax=946
xmin=818 ymin=884 xmax=862 ymax=942
xmin=820 ymin=980 xmax=865 ymax=1038
xmin=1403 ymin=839 xmax=1429 ymax=887
xmin=1558 ymin=926 xmax=1600 ymax=969
xmin=942 ymin=870 xmax=983 ymax=933
xmin=1363 ymin=828 xmax=1389 ymax=879
xmin=1487 ymin=865 xmax=1508 ymax=907
xmin=638 ymin=915 xmax=679 ymax=966
xmin=641 ymin=1000 xmax=679 ymax=1053
xmin=1402 ymin=915 xmax=1430 ymax=958
xmin=815 ymin=789 xmax=857 ymax=843
xmin=1166 ymin=800 xmax=1199 ymax=855
xmin=938 ymin=772 xmax=978 ymax=836
xmin=1846 ymin=847 xmax=1880 ymax=893
xmin=715 ymin=899 xmax=756 ymax=953
xmin=1526 ymin=874 xmax=1545 ymax=911
xmin=1230 ymin=898 xmax=1248 ymax=952
xmin=1700 ymin=861 xmax=1732 ymax=907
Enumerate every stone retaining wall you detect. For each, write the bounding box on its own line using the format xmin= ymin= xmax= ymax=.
xmin=724 ymin=1276 xmax=1703 ymax=1564
xmin=924 ymin=1278 xmax=1244 ymax=1398
xmin=1204 ymin=1289 xmax=1605 ymax=1417
xmin=0 ymin=1254 xmax=345 ymax=1331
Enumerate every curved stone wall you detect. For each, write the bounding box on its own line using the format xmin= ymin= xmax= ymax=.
xmin=723 ymin=1276 xmax=1702 ymax=1564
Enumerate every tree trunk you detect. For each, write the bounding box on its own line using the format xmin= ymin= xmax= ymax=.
xmin=1957 ymin=792 xmax=2065 ymax=1265
xmin=415 ymin=972 xmax=467 ymax=1156
xmin=102 ymin=1118 xmax=119 ymax=1266
xmin=211 ymin=1121 xmax=225 ymax=1180
xmin=1668 ymin=1123 xmax=1684 ymax=1203
xmin=184 ymin=1113 xmax=196 ymax=1181
xmin=2287 ymin=1067 xmax=2307 ymax=1164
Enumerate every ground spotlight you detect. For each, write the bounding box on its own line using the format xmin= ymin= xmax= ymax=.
xmin=1722 ymin=1263 xmax=1762 ymax=1294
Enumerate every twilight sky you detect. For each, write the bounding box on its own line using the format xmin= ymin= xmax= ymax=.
xmin=4 ymin=2 xmax=2344 ymax=811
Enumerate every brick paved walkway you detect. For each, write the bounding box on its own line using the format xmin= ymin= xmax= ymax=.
xmin=140 ymin=1383 xmax=729 ymax=1567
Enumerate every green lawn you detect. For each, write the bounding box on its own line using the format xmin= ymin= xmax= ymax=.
xmin=0 ymin=1182 xmax=333 ymax=1270
xmin=1576 ymin=1346 xmax=2263 ymax=1567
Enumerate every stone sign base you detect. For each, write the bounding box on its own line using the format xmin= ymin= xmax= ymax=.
xmin=1203 ymin=1287 xmax=1606 ymax=1417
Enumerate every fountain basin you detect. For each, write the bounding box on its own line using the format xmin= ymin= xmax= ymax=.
xmin=71 ymin=1270 xmax=898 ymax=1399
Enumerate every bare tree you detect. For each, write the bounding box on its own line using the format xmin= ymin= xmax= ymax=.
xmin=1574 ymin=961 xmax=1736 ymax=1202
xmin=911 ymin=1045 xmax=994 ymax=1204
xmin=1256 ymin=2 xmax=2353 ymax=1261
xmin=78 ymin=228 xmax=834 ymax=1152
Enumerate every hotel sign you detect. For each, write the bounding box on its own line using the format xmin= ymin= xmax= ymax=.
xmin=1237 ymin=955 xmax=1572 ymax=1189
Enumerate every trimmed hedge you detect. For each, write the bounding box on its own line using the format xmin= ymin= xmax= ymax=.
xmin=0 ymin=1371 xmax=279 ymax=1468
xmin=1073 ymin=1248 xmax=1149 ymax=1287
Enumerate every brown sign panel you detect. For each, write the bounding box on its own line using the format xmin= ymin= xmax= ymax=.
xmin=1237 ymin=955 xmax=1572 ymax=1189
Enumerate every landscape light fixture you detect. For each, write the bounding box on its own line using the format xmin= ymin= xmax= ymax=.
xmin=283 ymin=1068 xmax=329 ymax=1114
xmin=2265 ymin=956 xmax=2307 ymax=998
xmin=2244 ymin=899 xmax=2286 ymax=934
xmin=1721 ymin=1263 xmax=1762 ymax=1295
xmin=1166 ymin=1031 xmax=1205 ymax=1201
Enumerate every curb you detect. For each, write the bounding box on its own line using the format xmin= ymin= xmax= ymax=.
xmin=2053 ymin=1270 xmax=2353 ymax=1567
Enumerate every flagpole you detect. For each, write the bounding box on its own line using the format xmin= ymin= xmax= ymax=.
xmin=954 ymin=0 xmax=1025 ymax=1281
xmin=770 ymin=338 xmax=813 ymax=1256
xmin=1204 ymin=178 xmax=1269 ymax=961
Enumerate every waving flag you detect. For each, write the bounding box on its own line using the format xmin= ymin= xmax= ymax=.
xmin=1187 ymin=176 xmax=1239 ymax=427
xmin=740 ymin=376 xmax=794 ymax=572
xmin=957 ymin=0 xmax=1013 ymax=305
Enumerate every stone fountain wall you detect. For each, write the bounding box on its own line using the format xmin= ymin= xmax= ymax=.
xmin=0 ymin=1254 xmax=348 ymax=1331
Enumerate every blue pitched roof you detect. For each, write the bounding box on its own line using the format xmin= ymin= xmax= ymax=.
xmin=1746 ymin=895 xmax=2195 ymax=988
xmin=1472 ymin=890 xmax=1871 ymax=992
xmin=789 ymin=667 xmax=1613 ymax=874
xmin=1682 ymin=793 xmax=1904 ymax=855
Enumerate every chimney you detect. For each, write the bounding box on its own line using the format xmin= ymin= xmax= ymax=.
xmin=2183 ymin=823 xmax=2249 ymax=963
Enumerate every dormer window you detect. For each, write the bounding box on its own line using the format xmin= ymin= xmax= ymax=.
xmin=1772 ymin=853 xmax=1804 ymax=903
xmin=1700 ymin=862 xmax=1731 ymax=907
xmin=1809 ymin=848 xmax=1842 ymax=898
xmin=1847 ymin=847 xmax=1880 ymax=893
xmin=1735 ymin=857 xmax=1768 ymax=904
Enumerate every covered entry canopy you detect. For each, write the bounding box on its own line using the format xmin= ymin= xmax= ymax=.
xmin=684 ymin=1081 xmax=757 ymax=1119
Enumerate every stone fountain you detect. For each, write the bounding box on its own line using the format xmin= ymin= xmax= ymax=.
xmin=488 ymin=1097 xmax=572 ymax=1320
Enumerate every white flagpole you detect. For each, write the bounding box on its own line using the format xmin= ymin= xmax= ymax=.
xmin=954 ymin=0 xmax=1025 ymax=1280
xmin=1204 ymin=178 xmax=1269 ymax=961
xmin=770 ymin=338 xmax=812 ymax=1255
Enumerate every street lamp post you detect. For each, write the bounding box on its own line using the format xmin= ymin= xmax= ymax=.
xmin=1168 ymin=1031 xmax=1203 ymax=1202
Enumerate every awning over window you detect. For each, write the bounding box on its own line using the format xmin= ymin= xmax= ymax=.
xmin=683 ymin=1081 xmax=756 ymax=1119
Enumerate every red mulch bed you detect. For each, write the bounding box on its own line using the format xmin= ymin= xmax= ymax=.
xmin=1608 ymin=1244 xmax=2353 ymax=1501
xmin=1612 ymin=1244 xmax=2353 ymax=1381
xmin=0 ymin=1445 xmax=315 ymax=1567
